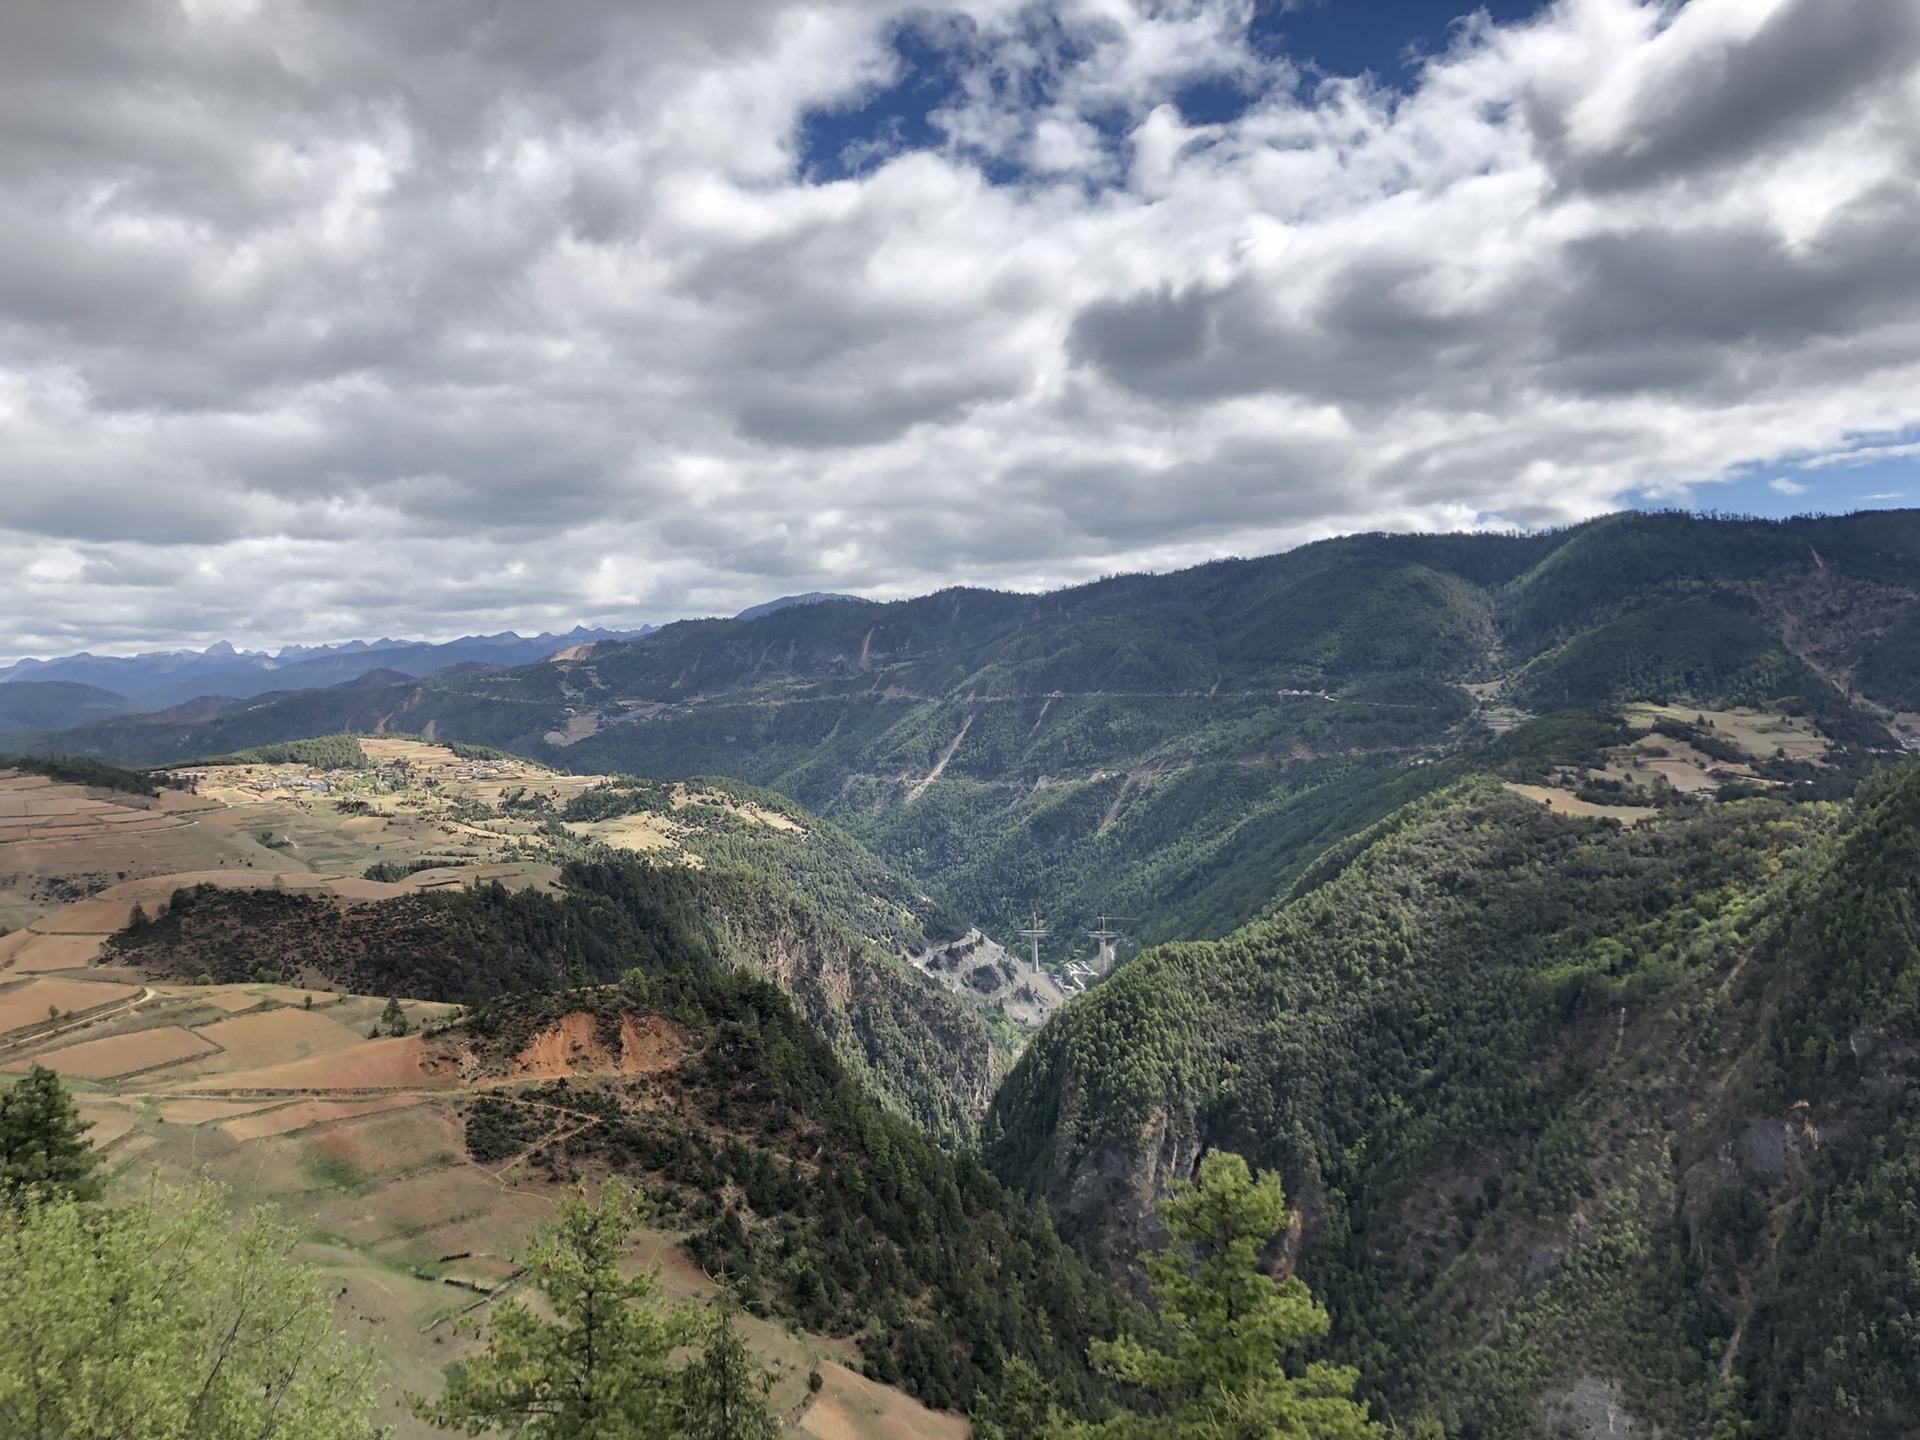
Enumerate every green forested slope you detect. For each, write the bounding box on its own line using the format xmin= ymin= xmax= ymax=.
xmin=106 ymin=855 xmax=994 ymax=1140
xmin=30 ymin=512 xmax=1919 ymax=959
xmin=452 ymin=974 xmax=1146 ymax=1422
xmin=983 ymin=762 xmax=1920 ymax=1438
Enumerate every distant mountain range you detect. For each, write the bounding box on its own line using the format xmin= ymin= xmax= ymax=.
xmin=8 ymin=524 xmax=1920 ymax=1433
xmin=0 ymin=626 xmax=658 ymax=728
xmin=15 ymin=509 xmax=1920 ymax=946
xmin=0 ymin=596 xmax=874 ymax=722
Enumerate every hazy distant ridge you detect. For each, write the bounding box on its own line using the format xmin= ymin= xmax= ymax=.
xmin=0 ymin=625 xmax=656 ymax=709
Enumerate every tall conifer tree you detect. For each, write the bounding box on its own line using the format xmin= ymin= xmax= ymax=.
xmin=0 ymin=1064 xmax=100 ymax=1205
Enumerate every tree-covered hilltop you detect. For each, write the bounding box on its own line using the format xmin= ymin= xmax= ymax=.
xmin=106 ymin=854 xmax=995 ymax=1141
xmin=982 ymin=759 xmax=1920 ymax=1438
xmin=25 ymin=511 xmax=1918 ymax=957
xmin=0 ymin=751 xmax=159 ymax=795
xmin=450 ymin=971 xmax=1149 ymax=1424
xmin=563 ymin=772 xmax=971 ymax=958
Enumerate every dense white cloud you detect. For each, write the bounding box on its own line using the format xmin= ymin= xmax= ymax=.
xmin=0 ymin=0 xmax=1916 ymax=657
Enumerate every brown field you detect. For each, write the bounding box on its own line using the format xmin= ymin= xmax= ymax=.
xmin=197 ymin=989 xmax=267 ymax=1013
xmin=99 ymin=869 xmax=318 ymax=905
xmin=3 ymin=932 xmax=108 ymax=973
xmin=310 ymin=1104 xmax=462 ymax=1181
xmin=1504 ymin=783 xmax=1657 ymax=824
xmin=73 ymin=1097 xmax=144 ymax=1149
xmin=187 ymin=1033 xmax=453 ymax=1091
xmin=0 ymin=977 xmax=139 ymax=1032
xmin=221 ymin=1094 xmax=421 ymax=1142
xmin=13 ymin=1024 xmax=216 ymax=1079
xmin=157 ymin=1097 xmax=281 ymax=1125
xmin=1600 ymin=736 xmax=1734 ymax=796
xmin=189 ymin=1008 xmax=367 ymax=1072
xmin=29 ymin=897 xmax=146 ymax=933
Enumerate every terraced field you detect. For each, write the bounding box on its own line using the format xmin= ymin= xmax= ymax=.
xmin=0 ymin=744 xmax=977 ymax=1438
xmin=0 ymin=878 xmax=964 ymax=1440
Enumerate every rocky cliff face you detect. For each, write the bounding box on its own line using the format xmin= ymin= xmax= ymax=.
xmin=706 ymin=883 xmax=996 ymax=1136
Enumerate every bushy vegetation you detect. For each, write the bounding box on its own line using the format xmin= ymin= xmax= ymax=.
xmin=458 ymin=973 xmax=1143 ymax=1421
xmin=0 ymin=1063 xmax=379 ymax=1440
xmin=1050 ymin=1152 xmax=1379 ymax=1440
xmin=0 ymin=751 xmax=157 ymax=794
xmin=0 ymin=1065 xmax=102 ymax=1206
xmin=1509 ymin=598 xmax=1809 ymax=713
xmin=361 ymin=856 xmax=449 ymax=882
xmin=983 ymin=772 xmax=1920 ymax=1435
xmin=411 ymin=1183 xmax=781 ymax=1440
xmin=191 ymin=733 xmax=370 ymax=768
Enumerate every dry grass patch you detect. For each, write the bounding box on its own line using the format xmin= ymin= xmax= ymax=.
xmin=310 ymin=1105 xmax=463 ymax=1183
xmin=567 ymin=814 xmax=679 ymax=854
xmin=0 ymin=977 xmax=140 ymax=1034
xmin=798 ymin=1362 xmax=969 ymax=1440
xmin=30 ymin=897 xmax=146 ymax=933
xmin=157 ymin=1097 xmax=281 ymax=1125
xmin=192 ymin=1033 xmax=454 ymax=1092
xmin=11 ymin=1024 xmax=216 ymax=1080
xmin=73 ymin=1096 xmax=144 ymax=1149
xmin=1503 ymin=783 xmax=1657 ymax=825
xmin=3 ymin=933 xmax=108 ymax=972
xmin=221 ymin=1094 xmax=421 ymax=1142
xmin=189 ymin=1007 xmax=366 ymax=1072
xmin=197 ymin=989 xmax=267 ymax=1014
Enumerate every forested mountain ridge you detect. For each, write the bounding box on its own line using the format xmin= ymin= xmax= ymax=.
xmin=982 ymin=761 xmax=1920 ymax=1438
xmin=106 ymin=853 xmax=995 ymax=1141
xmin=10 ymin=514 xmax=1920 ymax=1436
xmin=27 ymin=510 xmax=1919 ymax=957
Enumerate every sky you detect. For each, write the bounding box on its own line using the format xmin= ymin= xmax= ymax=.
xmin=1 ymin=0 xmax=1918 ymax=659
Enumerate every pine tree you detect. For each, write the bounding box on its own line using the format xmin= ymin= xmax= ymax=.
xmin=972 ymin=1356 xmax=1061 ymax=1440
xmin=677 ymin=1294 xmax=781 ymax=1440
xmin=410 ymin=1181 xmax=694 ymax=1440
xmin=1074 ymin=1151 xmax=1380 ymax=1440
xmin=0 ymin=1064 xmax=101 ymax=1206
xmin=381 ymin=996 xmax=411 ymax=1036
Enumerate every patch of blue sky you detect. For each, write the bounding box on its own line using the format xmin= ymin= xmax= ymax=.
xmin=796 ymin=0 xmax=1554 ymax=183
xmin=799 ymin=20 xmax=972 ymax=182
xmin=1248 ymin=0 xmax=1547 ymax=86
xmin=1629 ymin=433 xmax=1920 ymax=520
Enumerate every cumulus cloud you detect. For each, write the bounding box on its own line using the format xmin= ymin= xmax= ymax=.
xmin=0 ymin=0 xmax=1917 ymax=657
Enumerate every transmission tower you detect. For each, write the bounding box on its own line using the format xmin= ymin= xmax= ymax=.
xmin=1013 ymin=911 xmax=1050 ymax=973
